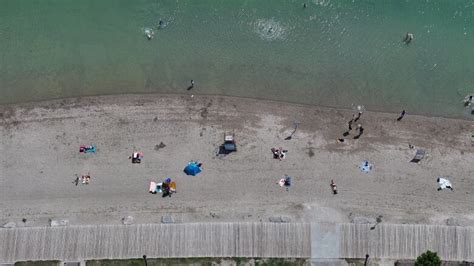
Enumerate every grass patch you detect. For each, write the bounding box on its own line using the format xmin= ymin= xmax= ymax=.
xmin=86 ymin=257 xmax=309 ymax=266
xmin=15 ymin=261 xmax=60 ymax=266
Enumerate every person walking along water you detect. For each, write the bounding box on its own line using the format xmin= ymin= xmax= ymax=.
xmin=397 ymin=110 xmax=406 ymax=121
xmin=187 ymin=80 xmax=195 ymax=91
xmin=348 ymin=115 xmax=355 ymax=130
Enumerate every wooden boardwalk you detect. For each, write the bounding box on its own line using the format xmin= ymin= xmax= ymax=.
xmin=340 ymin=223 xmax=474 ymax=261
xmin=1 ymin=223 xmax=474 ymax=263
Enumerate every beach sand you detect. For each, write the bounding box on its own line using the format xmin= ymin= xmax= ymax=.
xmin=0 ymin=94 xmax=473 ymax=227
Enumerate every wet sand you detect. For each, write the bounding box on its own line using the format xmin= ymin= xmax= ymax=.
xmin=0 ymin=94 xmax=473 ymax=227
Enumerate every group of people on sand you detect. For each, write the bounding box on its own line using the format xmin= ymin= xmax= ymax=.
xmin=271 ymin=147 xmax=288 ymax=160
xmin=337 ymin=108 xmax=408 ymax=143
xmin=338 ymin=110 xmax=364 ymax=143
xmin=74 ymin=174 xmax=91 ymax=186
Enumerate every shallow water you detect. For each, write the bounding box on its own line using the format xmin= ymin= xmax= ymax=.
xmin=0 ymin=0 xmax=473 ymax=117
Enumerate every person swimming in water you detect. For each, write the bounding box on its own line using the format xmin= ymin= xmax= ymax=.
xmin=464 ymin=95 xmax=473 ymax=107
xmin=144 ymin=28 xmax=154 ymax=40
xmin=403 ymin=32 xmax=414 ymax=44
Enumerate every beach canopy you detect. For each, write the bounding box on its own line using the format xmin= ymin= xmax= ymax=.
xmin=184 ymin=162 xmax=202 ymax=176
xmin=410 ymin=149 xmax=426 ymax=163
xmin=437 ymin=177 xmax=453 ymax=191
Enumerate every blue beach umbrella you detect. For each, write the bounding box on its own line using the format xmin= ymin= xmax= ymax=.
xmin=184 ymin=162 xmax=202 ymax=176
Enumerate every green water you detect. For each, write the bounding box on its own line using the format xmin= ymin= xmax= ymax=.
xmin=1 ymin=0 xmax=473 ymax=117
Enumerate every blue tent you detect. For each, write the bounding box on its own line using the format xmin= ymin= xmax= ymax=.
xmin=184 ymin=162 xmax=202 ymax=176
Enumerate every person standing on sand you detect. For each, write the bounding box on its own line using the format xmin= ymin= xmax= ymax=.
xmin=354 ymin=124 xmax=364 ymax=139
xmin=397 ymin=110 xmax=406 ymax=121
xmin=354 ymin=111 xmax=362 ymax=122
xmin=330 ymin=180 xmax=338 ymax=194
xmin=348 ymin=115 xmax=354 ymax=130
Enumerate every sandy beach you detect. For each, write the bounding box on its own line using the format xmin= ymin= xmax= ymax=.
xmin=0 ymin=94 xmax=473 ymax=227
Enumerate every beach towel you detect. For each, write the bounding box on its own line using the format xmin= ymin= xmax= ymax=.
xmin=359 ymin=160 xmax=373 ymax=173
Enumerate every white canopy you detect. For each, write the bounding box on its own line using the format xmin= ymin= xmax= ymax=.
xmin=437 ymin=177 xmax=452 ymax=190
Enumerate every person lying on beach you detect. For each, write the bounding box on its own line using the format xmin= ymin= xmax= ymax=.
xmin=81 ymin=174 xmax=91 ymax=184
xmin=130 ymin=152 xmax=143 ymax=163
xmin=271 ymin=148 xmax=280 ymax=159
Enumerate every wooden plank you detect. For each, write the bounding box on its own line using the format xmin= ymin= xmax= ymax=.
xmin=2 ymin=223 xmax=472 ymax=263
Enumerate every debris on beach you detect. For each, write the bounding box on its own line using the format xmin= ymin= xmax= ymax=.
xmin=49 ymin=219 xmax=69 ymax=227
xmin=161 ymin=215 xmax=175 ymax=224
xmin=2 ymin=222 xmax=16 ymax=228
xmin=269 ymin=216 xmax=291 ymax=223
xmin=121 ymin=216 xmax=134 ymax=225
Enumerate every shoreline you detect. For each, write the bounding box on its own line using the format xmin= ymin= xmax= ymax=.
xmin=1 ymin=93 xmax=473 ymax=228
xmin=1 ymin=92 xmax=473 ymax=121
